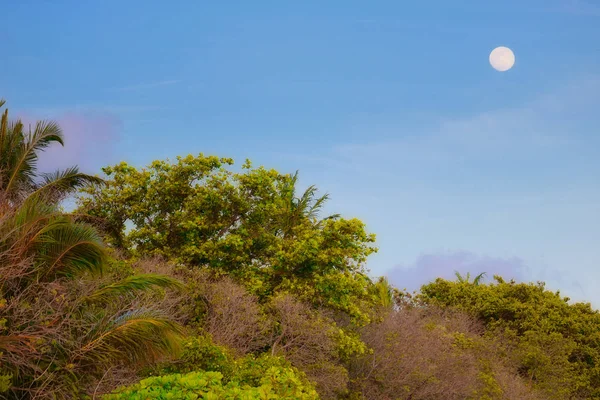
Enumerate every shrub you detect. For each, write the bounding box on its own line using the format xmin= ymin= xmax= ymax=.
xmin=103 ymin=368 xmax=320 ymax=399
xmin=160 ymin=335 xmax=237 ymax=379
xmin=348 ymin=307 xmax=543 ymax=400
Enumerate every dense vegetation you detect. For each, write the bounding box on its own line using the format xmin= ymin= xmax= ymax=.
xmin=1 ymin=98 xmax=600 ymax=399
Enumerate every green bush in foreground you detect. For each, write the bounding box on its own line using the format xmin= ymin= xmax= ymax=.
xmin=103 ymin=368 xmax=319 ymax=400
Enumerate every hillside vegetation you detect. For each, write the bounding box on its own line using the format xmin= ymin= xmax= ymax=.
xmin=1 ymin=99 xmax=599 ymax=399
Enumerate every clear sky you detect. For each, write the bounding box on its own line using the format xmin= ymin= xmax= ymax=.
xmin=1 ymin=1 xmax=599 ymax=304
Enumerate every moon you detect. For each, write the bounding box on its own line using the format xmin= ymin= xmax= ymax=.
xmin=489 ymin=46 xmax=515 ymax=72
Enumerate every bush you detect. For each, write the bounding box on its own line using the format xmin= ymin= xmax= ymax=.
xmin=348 ymin=307 xmax=543 ymax=400
xmin=103 ymin=368 xmax=319 ymax=399
xmin=160 ymin=335 xmax=237 ymax=379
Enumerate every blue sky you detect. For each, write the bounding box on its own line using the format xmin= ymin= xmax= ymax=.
xmin=1 ymin=1 xmax=599 ymax=304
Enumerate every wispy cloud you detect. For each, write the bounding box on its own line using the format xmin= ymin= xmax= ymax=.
xmin=108 ymin=79 xmax=181 ymax=92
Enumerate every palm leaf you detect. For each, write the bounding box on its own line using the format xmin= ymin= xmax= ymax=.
xmin=454 ymin=271 xmax=469 ymax=283
xmin=4 ymin=119 xmax=64 ymax=196
xmin=84 ymin=273 xmax=185 ymax=303
xmin=78 ymin=310 xmax=185 ymax=366
xmin=36 ymin=220 xmax=106 ymax=277
xmin=0 ymin=194 xmax=59 ymax=255
xmin=32 ymin=166 xmax=104 ymax=202
xmin=472 ymin=272 xmax=487 ymax=286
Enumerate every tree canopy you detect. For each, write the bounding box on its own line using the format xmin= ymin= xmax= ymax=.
xmin=77 ymin=155 xmax=378 ymax=322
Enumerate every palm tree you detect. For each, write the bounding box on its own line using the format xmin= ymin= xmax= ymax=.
xmin=0 ymin=99 xmax=185 ymax=399
xmin=0 ymin=99 xmax=102 ymax=206
xmin=276 ymin=171 xmax=340 ymax=236
xmin=454 ymin=271 xmax=487 ymax=286
xmin=373 ymin=276 xmax=394 ymax=308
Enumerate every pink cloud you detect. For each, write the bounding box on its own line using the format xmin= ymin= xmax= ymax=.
xmin=386 ymin=251 xmax=528 ymax=292
xmin=15 ymin=111 xmax=122 ymax=174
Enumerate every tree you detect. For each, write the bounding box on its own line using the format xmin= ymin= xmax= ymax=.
xmin=77 ymin=155 xmax=378 ymax=322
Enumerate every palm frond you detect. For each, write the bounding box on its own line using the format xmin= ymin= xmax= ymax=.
xmin=0 ymin=194 xmax=59 ymax=253
xmin=31 ymin=120 xmax=64 ymax=149
xmin=454 ymin=271 xmax=468 ymax=283
xmin=36 ymin=220 xmax=106 ymax=277
xmin=78 ymin=310 xmax=185 ymax=366
xmin=473 ymin=272 xmax=487 ymax=286
xmin=84 ymin=273 xmax=184 ymax=304
xmin=32 ymin=166 xmax=105 ymax=202
xmin=4 ymin=119 xmax=64 ymax=195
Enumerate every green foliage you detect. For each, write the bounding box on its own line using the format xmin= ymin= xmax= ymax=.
xmin=78 ymin=155 xmax=378 ymax=322
xmin=371 ymin=276 xmax=394 ymax=308
xmin=0 ymin=371 xmax=12 ymax=393
xmin=104 ymin=368 xmax=319 ymax=400
xmin=474 ymin=369 xmax=503 ymax=400
xmin=162 ymin=335 xmax=237 ymax=379
xmin=419 ymin=276 xmax=600 ymax=398
xmin=159 ymin=335 xmax=319 ymax=390
xmin=329 ymin=328 xmax=369 ymax=362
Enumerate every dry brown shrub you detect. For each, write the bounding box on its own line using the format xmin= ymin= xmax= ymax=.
xmin=349 ymin=307 xmax=543 ymax=400
xmin=269 ymin=295 xmax=349 ymax=399
xmin=185 ymin=273 xmax=272 ymax=355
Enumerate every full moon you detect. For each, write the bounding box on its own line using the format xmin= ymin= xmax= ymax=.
xmin=489 ymin=46 xmax=515 ymax=72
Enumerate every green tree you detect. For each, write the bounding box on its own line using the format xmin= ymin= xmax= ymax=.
xmin=77 ymin=155 xmax=378 ymax=322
